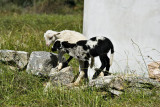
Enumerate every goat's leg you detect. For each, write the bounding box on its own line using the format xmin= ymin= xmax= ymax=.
xmin=73 ymin=60 xmax=85 ymax=86
xmin=61 ymin=56 xmax=73 ymax=69
xmin=73 ymin=60 xmax=89 ymax=86
xmin=90 ymin=57 xmax=94 ymax=68
xmin=57 ymin=51 xmax=65 ymax=70
xmin=83 ymin=61 xmax=89 ymax=79
xmin=92 ymin=54 xmax=106 ymax=79
xmin=98 ymin=54 xmax=111 ymax=76
xmin=73 ymin=71 xmax=85 ymax=86
xmin=104 ymin=55 xmax=111 ymax=76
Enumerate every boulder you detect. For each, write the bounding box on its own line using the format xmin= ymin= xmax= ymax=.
xmin=88 ymin=76 xmax=125 ymax=96
xmin=26 ymin=51 xmax=64 ymax=76
xmin=49 ymin=66 xmax=74 ymax=86
xmin=123 ymin=76 xmax=160 ymax=88
xmin=109 ymin=77 xmax=126 ymax=91
xmin=89 ymin=76 xmax=125 ymax=95
xmin=89 ymin=76 xmax=115 ymax=88
xmin=148 ymin=61 xmax=160 ymax=81
xmin=0 ymin=50 xmax=29 ymax=69
xmin=44 ymin=66 xmax=74 ymax=92
xmin=89 ymin=75 xmax=160 ymax=96
xmin=108 ymin=89 xmax=123 ymax=96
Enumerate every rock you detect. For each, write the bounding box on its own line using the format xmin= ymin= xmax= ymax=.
xmin=89 ymin=76 xmax=125 ymax=90
xmin=89 ymin=76 xmax=125 ymax=96
xmin=109 ymin=89 xmax=123 ymax=96
xmin=89 ymin=75 xmax=160 ymax=96
xmin=123 ymin=76 xmax=160 ymax=88
xmin=0 ymin=50 xmax=15 ymax=62
xmin=26 ymin=51 xmax=64 ymax=76
xmin=148 ymin=61 xmax=160 ymax=81
xmin=110 ymin=77 xmax=126 ymax=91
xmin=15 ymin=51 xmax=29 ymax=69
xmin=44 ymin=66 xmax=74 ymax=92
xmin=0 ymin=50 xmax=29 ymax=69
xmin=9 ymin=66 xmax=17 ymax=71
xmin=89 ymin=76 xmax=115 ymax=88
xmin=49 ymin=66 xmax=74 ymax=86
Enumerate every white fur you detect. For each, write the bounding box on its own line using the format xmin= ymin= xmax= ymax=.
xmin=44 ymin=30 xmax=57 ymax=46
xmin=44 ymin=30 xmax=86 ymax=46
xmin=57 ymin=63 xmax=63 ymax=70
xmin=86 ymin=40 xmax=97 ymax=48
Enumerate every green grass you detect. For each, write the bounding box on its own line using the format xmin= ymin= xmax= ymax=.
xmin=0 ymin=13 xmax=83 ymax=53
xmin=0 ymin=13 xmax=160 ymax=107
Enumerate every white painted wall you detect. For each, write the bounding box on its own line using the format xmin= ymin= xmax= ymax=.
xmin=83 ymin=0 xmax=160 ymax=79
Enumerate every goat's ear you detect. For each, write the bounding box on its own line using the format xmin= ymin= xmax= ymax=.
xmin=62 ymin=41 xmax=70 ymax=48
xmin=55 ymin=32 xmax=60 ymax=36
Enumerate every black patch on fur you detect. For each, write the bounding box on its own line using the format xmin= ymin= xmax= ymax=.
xmin=84 ymin=56 xmax=89 ymax=60
xmin=55 ymin=32 xmax=60 ymax=35
xmin=87 ymin=53 xmax=90 ymax=58
xmin=84 ymin=53 xmax=90 ymax=60
xmin=89 ymin=49 xmax=98 ymax=57
xmin=90 ymin=37 xmax=97 ymax=41
xmin=89 ymin=37 xmax=114 ymax=57
xmin=77 ymin=40 xmax=89 ymax=50
xmin=83 ymin=45 xmax=89 ymax=50
xmin=97 ymin=39 xmax=103 ymax=44
xmin=62 ymin=41 xmax=75 ymax=48
xmin=62 ymin=41 xmax=70 ymax=48
xmin=77 ymin=40 xmax=87 ymax=46
xmin=65 ymin=50 xmax=69 ymax=53
xmin=52 ymin=41 xmax=61 ymax=52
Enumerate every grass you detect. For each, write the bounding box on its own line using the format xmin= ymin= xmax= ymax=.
xmin=0 ymin=13 xmax=83 ymax=53
xmin=0 ymin=13 xmax=160 ymax=107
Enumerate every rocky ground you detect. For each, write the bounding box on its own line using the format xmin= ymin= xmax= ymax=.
xmin=0 ymin=50 xmax=160 ymax=96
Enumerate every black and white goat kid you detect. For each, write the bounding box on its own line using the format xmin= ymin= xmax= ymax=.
xmin=52 ymin=36 xmax=114 ymax=86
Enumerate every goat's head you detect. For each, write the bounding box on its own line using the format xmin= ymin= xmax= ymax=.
xmin=44 ymin=30 xmax=60 ymax=46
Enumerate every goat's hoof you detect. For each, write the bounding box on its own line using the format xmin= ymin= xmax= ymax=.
xmin=57 ymin=63 xmax=63 ymax=70
xmin=103 ymin=71 xmax=111 ymax=76
xmin=98 ymin=72 xmax=104 ymax=77
xmin=92 ymin=68 xmax=102 ymax=79
xmin=61 ymin=62 xmax=68 ymax=69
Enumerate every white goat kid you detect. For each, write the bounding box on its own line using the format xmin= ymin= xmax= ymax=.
xmin=44 ymin=30 xmax=87 ymax=70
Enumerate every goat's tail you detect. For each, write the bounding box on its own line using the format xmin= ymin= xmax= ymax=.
xmin=110 ymin=42 xmax=114 ymax=66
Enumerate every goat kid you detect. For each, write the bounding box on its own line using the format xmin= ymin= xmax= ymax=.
xmin=52 ymin=36 xmax=114 ymax=86
xmin=44 ymin=30 xmax=87 ymax=70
